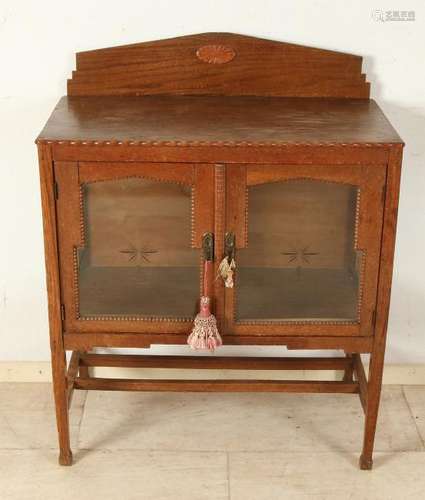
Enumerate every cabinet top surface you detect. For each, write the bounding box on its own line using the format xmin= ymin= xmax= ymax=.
xmin=37 ymin=96 xmax=402 ymax=147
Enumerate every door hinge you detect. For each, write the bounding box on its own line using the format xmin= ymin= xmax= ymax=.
xmin=54 ymin=181 xmax=59 ymax=200
xmin=60 ymin=304 xmax=66 ymax=321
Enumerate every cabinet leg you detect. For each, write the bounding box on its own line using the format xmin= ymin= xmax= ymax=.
xmin=342 ymin=353 xmax=354 ymax=382
xmin=51 ymin=346 xmax=73 ymax=466
xmin=359 ymin=349 xmax=385 ymax=470
xmin=79 ymin=350 xmax=90 ymax=378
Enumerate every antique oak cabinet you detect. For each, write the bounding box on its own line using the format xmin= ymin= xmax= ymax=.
xmin=36 ymin=33 xmax=403 ymax=469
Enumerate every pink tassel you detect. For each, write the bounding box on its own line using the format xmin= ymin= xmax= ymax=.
xmin=187 ymin=237 xmax=222 ymax=352
xmin=187 ymin=296 xmax=222 ymax=352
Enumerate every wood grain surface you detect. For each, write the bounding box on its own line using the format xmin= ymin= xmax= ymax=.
xmin=37 ymin=33 xmax=404 ymax=470
xmin=37 ymin=96 xmax=402 ymax=146
xmin=68 ymin=32 xmax=370 ymax=98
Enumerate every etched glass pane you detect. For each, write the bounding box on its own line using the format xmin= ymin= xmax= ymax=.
xmin=78 ymin=178 xmax=199 ymax=319
xmin=236 ymin=180 xmax=362 ymax=322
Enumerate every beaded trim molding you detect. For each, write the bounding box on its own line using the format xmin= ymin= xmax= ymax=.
xmin=73 ymin=175 xmax=199 ymax=323
xmin=36 ymin=139 xmax=400 ymax=148
xmin=234 ymin=181 xmax=365 ymax=326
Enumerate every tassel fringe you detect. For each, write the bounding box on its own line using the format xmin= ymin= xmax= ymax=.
xmin=187 ymin=297 xmax=222 ymax=351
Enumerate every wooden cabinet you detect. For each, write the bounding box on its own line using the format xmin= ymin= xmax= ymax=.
xmin=37 ymin=33 xmax=404 ymax=469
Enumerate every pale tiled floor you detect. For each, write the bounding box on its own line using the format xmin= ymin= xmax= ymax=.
xmin=1 ymin=383 xmax=425 ymax=499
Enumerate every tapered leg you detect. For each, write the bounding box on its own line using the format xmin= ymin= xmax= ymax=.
xmin=51 ymin=345 xmax=73 ymax=466
xmin=38 ymin=144 xmax=73 ymax=466
xmin=359 ymin=349 xmax=385 ymax=470
xmin=359 ymin=148 xmax=403 ymax=470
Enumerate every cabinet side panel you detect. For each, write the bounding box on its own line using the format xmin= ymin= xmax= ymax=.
xmin=373 ymin=147 xmax=403 ymax=355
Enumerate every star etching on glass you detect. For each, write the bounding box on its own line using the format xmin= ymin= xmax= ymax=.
xmin=119 ymin=246 xmax=158 ymax=264
xmin=281 ymin=246 xmax=319 ymax=265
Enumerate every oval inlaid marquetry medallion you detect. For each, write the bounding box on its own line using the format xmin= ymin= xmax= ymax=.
xmin=196 ymin=45 xmax=236 ymax=64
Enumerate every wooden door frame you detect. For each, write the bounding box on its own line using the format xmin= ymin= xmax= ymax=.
xmin=223 ymin=163 xmax=387 ymax=337
xmin=54 ymin=160 xmax=214 ymax=334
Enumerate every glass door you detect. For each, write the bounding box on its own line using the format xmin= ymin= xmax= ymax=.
xmin=55 ymin=161 xmax=214 ymax=334
xmin=225 ymin=164 xmax=386 ymax=337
